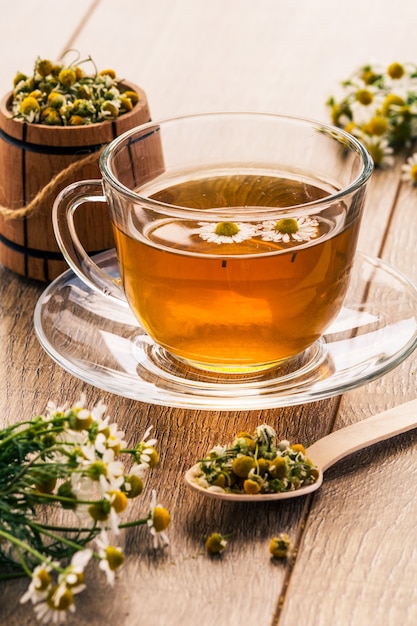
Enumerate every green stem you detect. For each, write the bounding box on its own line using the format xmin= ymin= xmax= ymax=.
xmin=16 ymin=489 xmax=101 ymax=507
xmin=34 ymin=523 xmax=99 ymax=534
xmin=1 ymin=448 xmax=68 ymax=495
xmin=0 ymin=571 xmax=26 ymax=581
xmin=0 ymin=529 xmax=61 ymax=573
xmin=26 ymin=520 xmax=91 ymax=553
xmin=119 ymin=514 xmax=151 ymax=529
xmin=0 ymin=416 xmax=67 ymax=449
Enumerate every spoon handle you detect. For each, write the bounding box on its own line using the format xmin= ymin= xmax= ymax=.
xmin=306 ymin=398 xmax=417 ymax=472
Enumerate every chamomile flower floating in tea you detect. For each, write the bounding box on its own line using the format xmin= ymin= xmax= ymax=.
xmin=327 ymin=60 xmax=417 ymax=166
xmin=259 ymin=216 xmax=320 ymax=243
xmin=190 ymin=424 xmax=319 ymax=496
xmin=197 ymin=220 xmax=258 ymax=244
xmin=197 ymin=217 xmax=320 ymax=245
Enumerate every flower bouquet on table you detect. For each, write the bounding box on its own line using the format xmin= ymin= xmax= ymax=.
xmin=0 ymin=395 xmax=171 ymax=623
xmin=327 ymin=60 xmax=417 ymax=181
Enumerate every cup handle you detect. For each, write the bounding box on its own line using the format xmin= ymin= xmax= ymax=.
xmin=52 ymin=179 xmax=125 ymax=303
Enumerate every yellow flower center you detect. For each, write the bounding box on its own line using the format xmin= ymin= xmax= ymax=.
xmin=274 ymin=218 xmax=299 ymax=234
xmin=69 ymin=115 xmax=85 ymax=126
xmin=109 ymin=490 xmax=128 ymax=514
xmin=363 ymin=116 xmax=388 ymax=136
xmin=124 ymin=474 xmax=143 ymax=498
xmin=243 ymin=478 xmax=261 ymax=494
xmin=101 ymin=101 xmax=119 ymax=118
xmin=146 ymin=446 xmax=159 ymax=468
xmin=20 ymin=96 xmax=40 ymax=115
xmin=47 ymin=92 xmax=65 ymax=109
xmin=88 ymin=500 xmax=110 ymax=522
xmin=231 ymin=455 xmax=256 ymax=478
xmin=356 ymin=88 xmax=374 ymax=105
xmin=410 ymin=164 xmax=417 ymax=182
xmin=366 ymin=143 xmax=385 ymax=166
xmin=360 ymin=67 xmax=378 ymax=85
xmin=152 ymin=506 xmax=171 ymax=532
xmin=105 ymin=546 xmax=125 ymax=570
xmin=205 ymin=533 xmax=226 ymax=554
xmin=214 ymin=221 xmax=239 ymax=237
xmin=36 ymin=59 xmax=53 ymax=78
xmin=47 ymin=585 xmax=74 ymax=611
xmin=35 ymin=568 xmax=52 ymax=591
xmin=269 ymin=534 xmax=292 ymax=559
xmin=67 ymin=408 xmax=93 ymax=431
xmin=87 ymin=460 xmax=107 ymax=480
xmin=387 ymin=62 xmax=405 ymax=80
xmin=58 ymin=68 xmax=77 ymax=87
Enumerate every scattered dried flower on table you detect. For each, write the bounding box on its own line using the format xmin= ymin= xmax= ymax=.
xmin=269 ymin=533 xmax=293 ymax=559
xmin=205 ymin=532 xmax=228 ymax=554
xmin=11 ymin=50 xmax=139 ymax=126
xmin=327 ymin=61 xmax=417 ymax=167
xmin=0 ymin=395 xmax=170 ymax=623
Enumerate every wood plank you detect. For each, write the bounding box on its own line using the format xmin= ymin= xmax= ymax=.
xmin=1 ymin=1 xmax=417 ymax=625
xmin=279 ymin=146 xmax=417 ymax=626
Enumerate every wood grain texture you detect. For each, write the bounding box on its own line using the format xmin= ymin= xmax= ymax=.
xmin=1 ymin=1 xmax=417 ymax=625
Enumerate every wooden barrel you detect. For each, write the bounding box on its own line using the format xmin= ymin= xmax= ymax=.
xmin=0 ymin=83 xmax=151 ymax=281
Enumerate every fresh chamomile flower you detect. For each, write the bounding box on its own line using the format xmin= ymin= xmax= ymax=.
xmin=147 ymin=489 xmax=171 ymax=549
xmin=33 ymin=580 xmax=77 ymax=624
xmin=85 ymin=494 xmax=122 ymax=535
xmin=401 ymin=153 xmax=417 ymax=185
xmin=133 ymin=426 xmax=159 ymax=472
xmin=58 ymin=549 xmax=92 ymax=594
xmin=259 ymin=216 xmax=319 ymax=243
xmin=20 ymin=562 xmax=56 ymax=605
xmin=1 ymin=396 xmax=168 ymax=624
xmin=328 ymin=61 xmax=417 ymax=167
xmin=96 ymin=530 xmax=125 ymax=586
xmin=82 ymin=446 xmax=125 ymax=487
xmin=122 ymin=471 xmax=144 ymax=498
xmin=197 ymin=220 xmax=258 ymax=244
xmin=208 ymin=444 xmax=228 ymax=458
xmin=94 ymin=423 xmax=127 ymax=456
xmin=365 ymin=137 xmax=395 ymax=168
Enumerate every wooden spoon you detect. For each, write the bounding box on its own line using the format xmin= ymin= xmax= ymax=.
xmin=185 ymin=399 xmax=417 ymax=501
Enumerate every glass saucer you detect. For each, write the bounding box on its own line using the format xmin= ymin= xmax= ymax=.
xmin=34 ymin=250 xmax=417 ymax=410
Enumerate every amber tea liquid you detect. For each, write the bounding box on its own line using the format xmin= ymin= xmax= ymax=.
xmin=112 ymin=172 xmax=360 ymax=372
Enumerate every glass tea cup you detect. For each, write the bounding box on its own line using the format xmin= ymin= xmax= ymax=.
xmin=52 ymin=112 xmax=373 ymax=374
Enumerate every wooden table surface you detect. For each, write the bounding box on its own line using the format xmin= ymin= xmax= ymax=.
xmin=1 ymin=1 xmax=417 ymax=625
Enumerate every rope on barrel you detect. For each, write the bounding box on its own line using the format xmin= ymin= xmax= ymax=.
xmin=0 ymin=147 xmax=105 ymax=221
